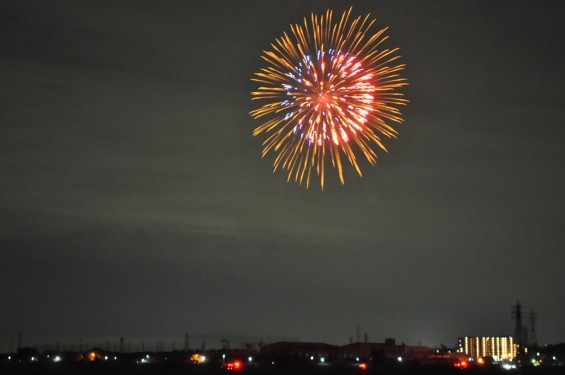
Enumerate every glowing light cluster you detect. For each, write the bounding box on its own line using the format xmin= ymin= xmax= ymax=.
xmin=250 ymin=7 xmax=408 ymax=188
xmin=453 ymin=360 xmax=469 ymax=369
xmin=458 ymin=336 xmax=517 ymax=362
xmin=225 ymin=360 xmax=243 ymax=371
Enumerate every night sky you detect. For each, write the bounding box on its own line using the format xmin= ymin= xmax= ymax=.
xmin=1 ymin=0 xmax=564 ymax=352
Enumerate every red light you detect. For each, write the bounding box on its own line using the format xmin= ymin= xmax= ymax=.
xmin=226 ymin=361 xmax=243 ymax=371
xmin=453 ymin=360 xmax=469 ymax=369
xmin=359 ymin=363 xmax=367 ymax=370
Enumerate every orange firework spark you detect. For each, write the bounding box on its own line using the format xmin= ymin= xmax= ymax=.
xmin=250 ymin=7 xmax=408 ymax=189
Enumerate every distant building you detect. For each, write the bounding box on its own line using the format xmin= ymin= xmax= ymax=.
xmin=339 ymin=340 xmax=401 ymax=361
xmin=457 ymin=336 xmax=517 ymax=361
xmin=261 ymin=339 xmax=437 ymax=364
xmin=339 ymin=338 xmax=435 ymax=362
xmin=261 ymin=342 xmax=338 ymax=361
xmin=402 ymin=344 xmax=437 ymax=362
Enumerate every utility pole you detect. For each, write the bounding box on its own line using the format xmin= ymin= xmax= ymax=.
xmin=356 ymin=325 xmax=360 ymax=343
xmin=530 ymin=310 xmax=537 ymax=347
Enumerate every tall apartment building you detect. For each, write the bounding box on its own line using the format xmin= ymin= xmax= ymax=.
xmin=457 ymin=336 xmax=517 ymax=361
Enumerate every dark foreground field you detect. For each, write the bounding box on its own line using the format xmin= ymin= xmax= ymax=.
xmin=1 ymin=362 xmax=564 ymax=375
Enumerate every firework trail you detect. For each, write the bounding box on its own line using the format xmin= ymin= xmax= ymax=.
xmin=250 ymin=7 xmax=408 ymax=189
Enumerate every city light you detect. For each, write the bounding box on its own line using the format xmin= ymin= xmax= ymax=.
xmin=502 ymin=363 xmax=517 ymax=370
xmin=225 ymin=360 xmax=243 ymax=371
xmin=190 ymin=353 xmax=207 ymax=364
xmin=453 ymin=360 xmax=469 ymax=369
xmin=1 ymin=335 xmax=557 ymax=372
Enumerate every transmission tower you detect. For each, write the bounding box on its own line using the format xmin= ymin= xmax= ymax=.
xmin=512 ymin=300 xmax=527 ymax=346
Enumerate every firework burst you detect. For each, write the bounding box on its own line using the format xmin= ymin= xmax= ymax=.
xmin=250 ymin=7 xmax=408 ymax=189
